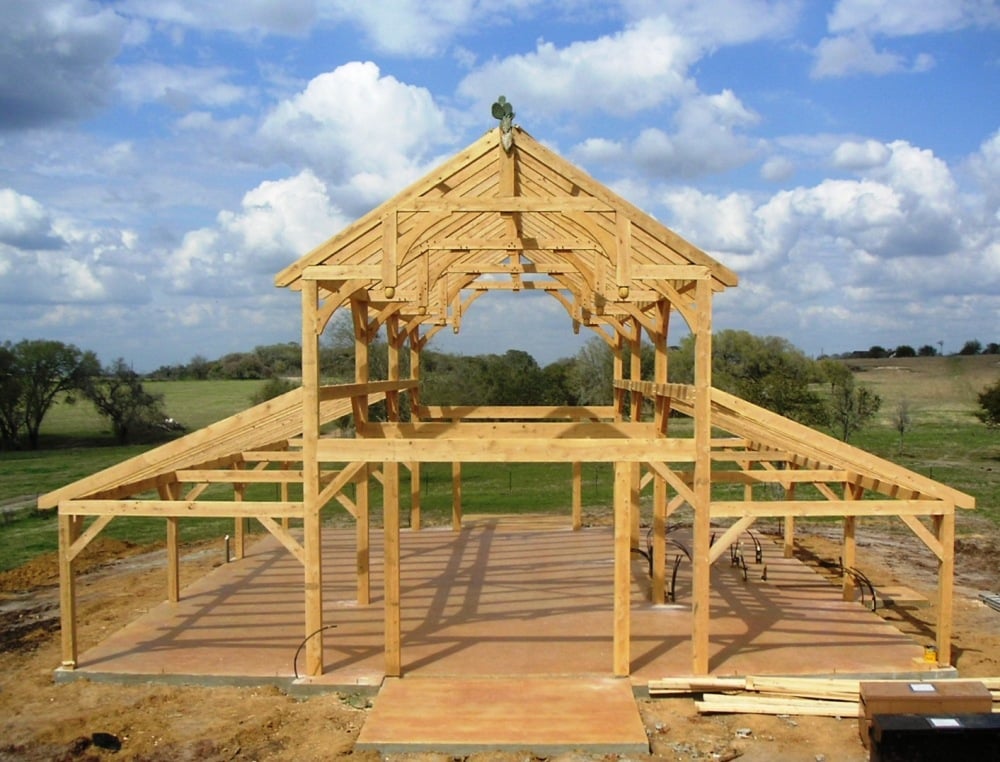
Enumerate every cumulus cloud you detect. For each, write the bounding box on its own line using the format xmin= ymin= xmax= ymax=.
xmin=258 ymin=62 xmax=452 ymax=211
xmin=0 ymin=189 xmax=65 ymax=249
xmin=117 ymin=63 xmax=250 ymax=111
xmin=0 ymin=191 xmax=149 ymax=307
xmin=163 ymin=170 xmax=348 ymax=295
xmin=458 ymin=16 xmax=700 ymax=118
xmin=573 ymin=90 xmax=759 ymax=179
xmin=828 ymin=0 xmax=1000 ymax=37
xmin=0 ymin=0 xmax=129 ymax=129
xmin=118 ymin=0 xmax=318 ymax=37
xmin=812 ymin=33 xmax=911 ymax=78
xmin=621 ymin=0 xmax=800 ymax=47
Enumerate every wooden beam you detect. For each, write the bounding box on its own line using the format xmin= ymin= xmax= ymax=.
xmin=258 ymin=516 xmax=306 ymax=566
xmin=613 ymin=461 xmax=631 ymax=676
xmin=58 ymin=514 xmax=78 ymax=668
xmin=357 ymin=421 xmax=658 ymax=439
xmin=709 ymin=500 xmax=950 ymax=518
xmin=315 ymin=437 xmax=696 ymax=463
xmin=66 ymin=514 xmax=115 ymax=562
xmin=898 ymin=514 xmax=944 ymax=560
xmin=415 ymin=405 xmax=616 ymax=420
xmin=175 ymin=469 xmax=305 ymax=483
xmin=302 ymin=279 xmax=324 ymax=677
xmin=60 ymin=499 xmax=304 ymax=517
xmin=302 ymin=265 xmax=379 ymax=281
xmin=708 ymin=516 xmax=757 ymax=566
xmin=404 ymin=197 xmax=614 ymax=213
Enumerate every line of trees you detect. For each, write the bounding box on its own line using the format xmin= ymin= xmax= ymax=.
xmin=7 ymin=328 xmax=997 ymax=452
xmin=0 ymin=340 xmax=176 ymax=450
xmin=832 ymin=339 xmax=999 ymax=360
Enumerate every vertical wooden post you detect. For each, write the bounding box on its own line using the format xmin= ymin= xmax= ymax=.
xmin=166 ymin=517 xmax=180 ymax=603
xmin=159 ymin=483 xmax=180 ymax=603
xmin=935 ymin=510 xmax=955 ymax=665
xmin=353 ymin=298 xmax=371 ymax=605
xmin=613 ymin=461 xmax=631 ymax=676
xmin=302 ymin=280 xmax=324 ymax=676
xmin=629 ymin=318 xmax=642 ymax=548
xmin=233 ymin=462 xmax=246 ymax=560
xmin=652 ymin=304 xmax=670 ymax=604
xmin=783 ymin=480 xmax=797 ymax=558
xmin=842 ymin=483 xmax=860 ymax=601
xmin=692 ymin=278 xmax=713 ymax=675
xmin=58 ymin=510 xmax=77 ymax=669
xmin=451 ymin=461 xmax=462 ymax=531
xmin=384 ymin=460 xmax=402 ymax=676
xmin=409 ymin=328 xmax=422 ymax=531
xmin=572 ymin=461 xmax=582 ymax=530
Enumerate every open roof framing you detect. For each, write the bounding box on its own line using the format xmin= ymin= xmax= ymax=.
xmin=42 ymin=120 xmax=974 ymax=681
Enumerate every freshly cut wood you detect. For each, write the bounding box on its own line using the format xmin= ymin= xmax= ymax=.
xmin=648 ymin=676 xmax=746 ymax=695
xmin=696 ymin=693 xmax=858 ymax=717
xmin=745 ymin=676 xmax=860 ymax=701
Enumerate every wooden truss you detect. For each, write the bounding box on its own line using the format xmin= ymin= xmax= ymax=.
xmin=41 ymin=125 xmax=973 ymax=679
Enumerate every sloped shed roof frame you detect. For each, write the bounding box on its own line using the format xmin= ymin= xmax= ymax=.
xmin=46 ymin=123 xmax=973 ymax=683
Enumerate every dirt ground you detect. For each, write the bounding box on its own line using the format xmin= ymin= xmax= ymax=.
xmin=1 ymin=517 xmax=998 ymax=762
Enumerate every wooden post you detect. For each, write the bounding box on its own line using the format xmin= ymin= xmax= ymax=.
xmin=692 ymin=278 xmax=712 ymax=675
xmin=572 ymin=461 xmax=582 ymax=530
xmin=384 ymin=460 xmax=402 ymax=676
xmin=783 ymin=483 xmax=796 ymax=558
xmin=652 ymin=304 xmax=669 ymax=603
xmin=451 ymin=461 xmax=462 ymax=531
xmin=353 ymin=298 xmax=371 ymax=605
xmin=58 ymin=511 xmax=78 ymax=668
xmin=842 ymin=483 xmax=860 ymax=601
xmin=935 ymin=510 xmax=955 ymax=664
xmin=409 ymin=328 xmax=422 ymax=531
xmin=613 ymin=460 xmax=631 ymax=676
xmin=302 ymin=280 xmax=324 ymax=676
xmin=159 ymin=483 xmax=180 ymax=603
xmin=233 ymin=462 xmax=246 ymax=560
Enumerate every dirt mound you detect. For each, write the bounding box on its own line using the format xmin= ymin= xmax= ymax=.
xmin=0 ymin=538 xmax=149 ymax=593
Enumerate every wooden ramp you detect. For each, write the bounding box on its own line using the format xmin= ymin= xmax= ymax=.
xmin=355 ymin=676 xmax=649 ymax=755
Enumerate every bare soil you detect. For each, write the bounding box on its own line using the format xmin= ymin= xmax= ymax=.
xmin=1 ymin=519 xmax=998 ymax=762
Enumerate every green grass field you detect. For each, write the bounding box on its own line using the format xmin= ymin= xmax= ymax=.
xmin=1 ymin=360 xmax=997 ymax=572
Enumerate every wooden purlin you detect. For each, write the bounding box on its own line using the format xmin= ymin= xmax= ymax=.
xmin=38 ymin=387 xmax=392 ymax=509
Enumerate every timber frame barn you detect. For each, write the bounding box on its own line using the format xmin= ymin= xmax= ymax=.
xmin=41 ymin=120 xmax=974 ymax=681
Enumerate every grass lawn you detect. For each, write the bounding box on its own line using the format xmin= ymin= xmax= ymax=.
xmin=1 ymin=360 xmax=997 ymax=572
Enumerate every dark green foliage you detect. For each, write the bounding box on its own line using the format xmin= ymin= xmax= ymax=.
xmin=894 ymin=345 xmax=916 ymax=357
xmin=82 ymin=359 xmax=173 ymax=444
xmin=250 ymin=377 xmax=299 ymax=405
xmin=828 ymin=374 xmax=882 ymax=441
xmin=917 ymin=344 xmax=938 ymax=357
xmin=671 ymin=330 xmax=825 ymax=424
xmin=0 ymin=339 xmax=100 ymax=449
xmin=959 ymin=339 xmax=982 ymax=356
xmin=977 ymin=378 xmax=1000 ymax=428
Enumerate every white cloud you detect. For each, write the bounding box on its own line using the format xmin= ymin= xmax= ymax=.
xmin=118 ymin=0 xmax=318 ymax=37
xmin=258 ymin=62 xmax=453 ymax=211
xmin=831 ymin=139 xmax=891 ymax=170
xmin=0 ymin=0 xmax=128 ymax=129
xmin=573 ymin=90 xmax=759 ymax=179
xmin=117 ymin=63 xmax=250 ymax=110
xmin=828 ymin=0 xmax=1000 ymax=37
xmin=163 ymin=170 xmax=348 ymax=295
xmin=0 ymin=189 xmax=64 ymax=249
xmin=812 ymin=33 xmax=909 ymax=78
xmin=760 ymin=155 xmax=796 ymax=182
xmin=621 ymin=0 xmax=801 ymax=47
xmin=458 ymin=16 xmax=700 ymax=118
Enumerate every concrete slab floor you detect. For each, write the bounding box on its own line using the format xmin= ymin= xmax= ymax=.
xmin=61 ymin=514 xmax=939 ymax=690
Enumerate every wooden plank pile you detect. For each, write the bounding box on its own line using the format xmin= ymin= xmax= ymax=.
xmin=648 ymin=676 xmax=1000 ymax=717
xmin=979 ymin=592 xmax=1000 ymax=613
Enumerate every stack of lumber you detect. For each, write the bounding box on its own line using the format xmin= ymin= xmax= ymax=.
xmin=648 ymin=676 xmax=1000 ymax=717
xmin=979 ymin=592 xmax=1000 ymax=613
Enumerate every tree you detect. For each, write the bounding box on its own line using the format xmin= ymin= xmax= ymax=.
xmin=6 ymin=339 xmax=99 ymax=449
xmin=570 ymin=337 xmax=614 ymax=405
xmin=976 ymin=378 xmax=1000 ymax=429
xmin=892 ymin=399 xmax=913 ymax=451
xmin=0 ymin=344 xmax=25 ymax=449
xmin=959 ymin=339 xmax=982 ymax=356
xmin=671 ymin=330 xmax=824 ymax=423
xmin=894 ymin=345 xmax=916 ymax=358
xmin=828 ymin=374 xmax=881 ymax=442
xmin=917 ymin=344 xmax=938 ymax=357
xmin=984 ymin=342 xmax=1000 ymax=355
xmin=82 ymin=359 xmax=170 ymax=444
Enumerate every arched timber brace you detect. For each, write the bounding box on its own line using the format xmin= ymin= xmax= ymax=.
xmin=43 ymin=120 xmax=973 ymax=681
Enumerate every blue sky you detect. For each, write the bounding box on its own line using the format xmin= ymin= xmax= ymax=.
xmin=1 ymin=0 xmax=998 ymax=371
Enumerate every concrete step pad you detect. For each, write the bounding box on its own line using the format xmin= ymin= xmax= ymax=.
xmin=355 ymin=675 xmax=649 ymax=755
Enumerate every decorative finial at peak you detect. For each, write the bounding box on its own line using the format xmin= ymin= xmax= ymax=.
xmin=491 ymin=95 xmax=515 ymax=152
